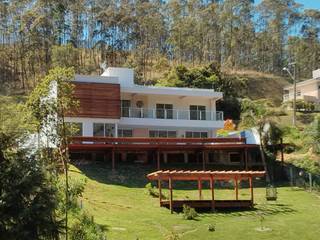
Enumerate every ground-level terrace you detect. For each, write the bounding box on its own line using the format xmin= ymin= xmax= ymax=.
xmin=69 ymin=137 xmax=263 ymax=170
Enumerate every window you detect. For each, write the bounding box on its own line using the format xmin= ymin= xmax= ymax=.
xmin=118 ymin=129 xmax=133 ymax=137
xmin=190 ymin=105 xmax=206 ymax=120
xmin=185 ymin=131 xmax=208 ymax=138
xmin=149 ymin=130 xmax=177 ymax=138
xmin=229 ymin=152 xmax=241 ymax=163
xmin=156 ymin=104 xmax=173 ymax=119
xmin=296 ymin=90 xmax=301 ymax=97
xmin=93 ymin=123 xmax=115 ymax=137
xmin=93 ymin=123 xmax=104 ymax=136
xmin=121 ymin=100 xmax=131 ymax=117
xmin=66 ymin=122 xmax=83 ymax=136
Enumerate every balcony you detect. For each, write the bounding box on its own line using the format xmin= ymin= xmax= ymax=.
xmin=121 ymin=107 xmax=224 ymax=121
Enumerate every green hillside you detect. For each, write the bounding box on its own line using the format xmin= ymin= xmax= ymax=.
xmin=70 ymin=163 xmax=320 ymax=240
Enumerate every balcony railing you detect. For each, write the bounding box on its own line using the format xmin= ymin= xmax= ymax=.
xmin=121 ymin=107 xmax=224 ymax=121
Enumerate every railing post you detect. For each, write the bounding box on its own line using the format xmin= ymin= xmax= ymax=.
xmin=128 ymin=108 xmax=131 ymax=118
xmin=164 ymin=109 xmax=167 ymax=119
xmin=176 ymin=109 xmax=179 ymax=119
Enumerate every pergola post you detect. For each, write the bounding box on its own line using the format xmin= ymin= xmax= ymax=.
xmin=157 ymin=150 xmax=160 ymax=170
xmin=249 ymin=177 xmax=253 ymax=207
xmin=111 ymin=149 xmax=115 ymax=171
xmin=198 ymin=178 xmax=202 ymax=200
xmin=158 ymin=179 xmax=162 ymax=206
xmin=235 ymin=177 xmax=239 ymax=200
xmin=169 ymin=177 xmax=173 ymax=214
xmin=210 ymin=176 xmax=215 ymax=211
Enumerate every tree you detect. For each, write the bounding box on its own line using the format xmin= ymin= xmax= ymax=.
xmin=27 ymin=67 xmax=78 ymax=239
xmin=240 ymin=98 xmax=278 ymax=183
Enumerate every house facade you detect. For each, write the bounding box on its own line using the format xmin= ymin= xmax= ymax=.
xmin=283 ymin=69 xmax=320 ymax=103
xmin=66 ymin=67 xmax=262 ymax=169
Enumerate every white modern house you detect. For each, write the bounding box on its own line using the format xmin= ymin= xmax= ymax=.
xmin=66 ymin=67 xmax=261 ymax=169
xmin=65 ymin=67 xmax=224 ymax=139
xmin=283 ymin=69 xmax=320 ymax=103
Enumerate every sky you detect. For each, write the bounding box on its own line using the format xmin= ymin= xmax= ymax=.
xmin=255 ymin=0 xmax=320 ymax=10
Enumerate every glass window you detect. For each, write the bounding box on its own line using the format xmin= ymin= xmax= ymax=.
xmin=93 ymin=123 xmax=104 ymax=136
xmin=190 ymin=105 xmax=206 ymax=120
xmin=118 ymin=129 xmax=133 ymax=137
xmin=185 ymin=131 xmax=208 ymax=138
xmin=156 ymin=104 xmax=173 ymax=119
xmin=105 ymin=124 xmax=115 ymax=137
xmin=229 ymin=152 xmax=241 ymax=163
xmin=159 ymin=130 xmax=168 ymax=138
xmin=121 ymin=100 xmax=131 ymax=117
xmin=149 ymin=130 xmax=157 ymax=138
xmin=168 ymin=131 xmax=177 ymax=138
xmin=201 ymin=132 xmax=208 ymax=138
xmin=186 ymin=131 xmax=193 ymax=138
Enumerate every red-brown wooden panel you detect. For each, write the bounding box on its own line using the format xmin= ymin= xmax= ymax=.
xmin=68 ymin=82 xmax=120 ymax=118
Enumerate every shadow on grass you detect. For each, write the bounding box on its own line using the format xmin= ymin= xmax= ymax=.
xmin=74 ymin=162 xmax=153 ymax=188
xmin=208 ymin=202 xmax=296 ymax=218
xmin=73 ymin=162 xmax=268 ymax=190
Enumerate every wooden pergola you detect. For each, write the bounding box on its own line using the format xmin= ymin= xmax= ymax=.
xmin=69 ymin=136 xmax=259 ymax=170
xmin=147 ymin=170 xmax=265 ymax=213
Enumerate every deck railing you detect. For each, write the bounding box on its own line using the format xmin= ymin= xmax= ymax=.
xmin=121 ymin=107 xmax=224 ymax=121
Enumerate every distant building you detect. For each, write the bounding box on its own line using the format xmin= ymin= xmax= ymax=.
xmin=283 ymin=69 xmax=320 ymax=103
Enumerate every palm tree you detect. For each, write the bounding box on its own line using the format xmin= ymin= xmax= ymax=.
xmin=240 ymin=99 xmax=278 ymax=183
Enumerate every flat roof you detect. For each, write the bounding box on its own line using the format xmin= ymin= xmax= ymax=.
xmin=121 ymin=85 xmax=223 ymax=99
xmin=147 ymin=170 xmax=265 ymax=181
xmin=284 ymin=78 xmax=320 ymax=89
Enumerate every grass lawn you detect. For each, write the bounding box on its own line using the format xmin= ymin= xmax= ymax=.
xmin=69 ymin=163 xmax=320 ymax=240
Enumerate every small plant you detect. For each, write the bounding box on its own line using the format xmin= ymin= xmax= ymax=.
xmin=208 ymin=224 xmax=215 ymax=232
xmin=145 ymin=183 xmax=159 ymax=198
xmin=145 ymin=183 xmax=167 ymax=199
xmin=165 ymin=231 xmax=180 ymax=240
xmin=182 ymin=204 xmax=198 ymax=220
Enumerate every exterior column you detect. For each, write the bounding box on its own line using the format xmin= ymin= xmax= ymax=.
xmin=184 ymin=152 xmax=188 ymax=163
xmin=158 ymin=179 xmax=162 ymax=206
xmin=169 ymin=177 xmax=173 ymax=214
xmin=202 ymin=151 xmax=206 ymax=170
xmin=157 ymin=150 xmax=160 ymax=170
xmin=112 ymin=149 xmax=115 ymax=171
xmin=210 ymin=176 xmax=215 ymax=210
xmin=114 ymin=123 xmax=118 ymax=137
xmin=164 ymin=152 xmax=168 ymax=164
xmin=198 ymin=178 xmax=202 ymax=200
xmin=235 ymin=177 xmax=239 ymax=200
xmin=245 ymin=148 xmax=248 ymax=171
xmin=249 ymin=177 xmax=253 ymax=207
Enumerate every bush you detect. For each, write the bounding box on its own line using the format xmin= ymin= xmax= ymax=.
xmin=145 ymin=183 xmax=167 ymax=199
xmin=69 ymin=212 xmax=105 ymax=240
xmin=182 ymin=204 xmax=198 ymax=220
xmin=208 ymin=224 xmax=216 ymax=232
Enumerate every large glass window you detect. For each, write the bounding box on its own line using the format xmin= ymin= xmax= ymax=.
xmin=93 ymin=123 xmax=104 ymax=136
xmin=156 ymin=104 xmax=173 ymax=119
xmin=190 ymin=105 xmax=206 ymax=120
xmin=149 ymin=130 xmax=177 ymax=138
xmin=121 ymin=100 xmax=131 ymax=117
xmin=185 ymin=131 xmax=208 ymax=138
xmin=118 ymin=129 xmax=133 ymax=137
xmin=93 ymin=123 xmax=115 ymax=137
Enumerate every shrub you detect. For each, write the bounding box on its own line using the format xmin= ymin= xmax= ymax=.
xmin=208 ymin=224 xmax=216 ymax=232
xmin=182 ymin=204 xmax=198 ymax=220
xmin=145 ymin=183 xmax=167 ymax=199
xmin=69 ymin=212 xmax=105 ymax=240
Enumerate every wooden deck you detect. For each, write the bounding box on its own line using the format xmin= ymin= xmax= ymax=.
xmin=160 ymin=199 xmax=253 ymax=210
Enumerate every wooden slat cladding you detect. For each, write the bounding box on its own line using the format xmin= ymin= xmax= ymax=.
xmin=69 ymin=82 xmax=120 ymax=118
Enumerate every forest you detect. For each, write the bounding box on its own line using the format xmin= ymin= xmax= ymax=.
xmin=1 ymin=0 xmax=320 ymax=93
